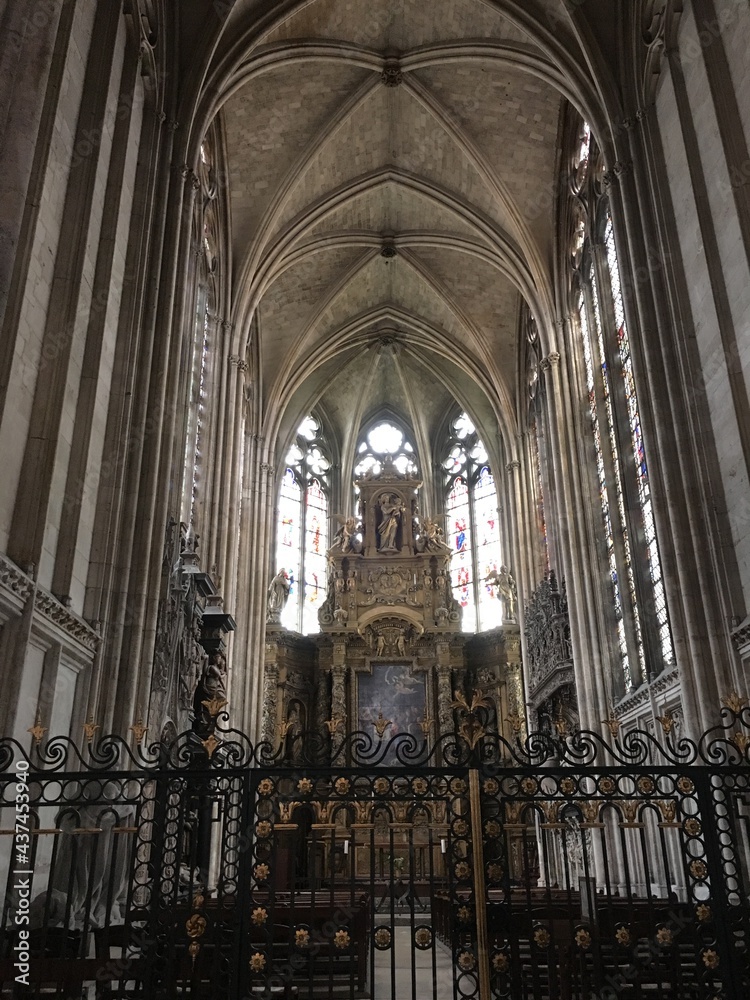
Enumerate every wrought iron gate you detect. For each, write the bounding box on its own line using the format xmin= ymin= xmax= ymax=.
xmin=1 ymin=704 xmax=750 ymax=999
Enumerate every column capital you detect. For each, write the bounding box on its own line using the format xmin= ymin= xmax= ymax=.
xmin=505 ymin=460 xmax=521 ymax=473
xmin=540 ymin=352 xmax=561 ymax=371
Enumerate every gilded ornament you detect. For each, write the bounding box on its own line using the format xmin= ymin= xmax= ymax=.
xmin=702 ymin=948 xmax=719 ymax=969
xmin=249 ymin=952 xmax=266 ymax=972
xmin=533 ymin=927 xmax=551 ymax=948
xmin=656 ymin=712 xmax=675 ymax=735
xmin=129 ymin=718 xmax=148 ymax=745
xmin=374 ymin=927 xmax=391 ymax=948
xmin=295 ymin=928 xmax=310 ymax=948
xmin=599 ymin=777 xmax=616 ymax=795
xmin=732 ymin=731 xmax=750 ymax=753
xmin=690 ymin=859 xmax=708 ymax=880
xmin=484 ymin=820 xmax=501 ymax=838
xmin=615 ymin=926 xmax=631 ymax=947
xmin=637 ymin=777 xmax=655 ymax=794
xmin=374 ymin=777 xmax=390 ymax=795
xmin=251 ymin=908 xmax=268 ymax=926
xmin=722 ymin=691 xmax=747 ymax=715
xmin=258 ymin=778 xmax=274 ymax=796
xmin=492 ymin=952 xmax=509 ymax=973
xmin=335 ymin=777 xmax=351 ymax=795
xmin=83 ymin=718 xmax=100 ymax=742
xmin=457 ymin=951 xmax=475 ymax=971
xmin=659 ymin=800 xmax=677 ymax=824
xmin=201 ymin=696 xmax=227 ymax=718
xmin=656 ymin=927 xmax=673 ymax=947
xmin=450 ymin=778 xmax=468 ymax=795
xmin=560 ymin=777 xmax=576 ymax=795
xmin=414 ymin=927 xmax=432 ymax=948
xmin=696 ymin=904 xmax=712 ymax=923
xmin=601 ymin=708 xmax=622 ymax=738
xmin=253 ymin=863 xmax=270 ymax=882
xmin=27 ymin=714 xmax=47 ymax=747
xmin=684 ymin=817 xmax=701 ymax=836
xmin=487 ymin=863 xmax=504 ymax=881
xmin=483 ymin=778 xmax=499 ymax=795
xmin=297 ymin=777 xmax=314 ymax=795
xmin=333 ymin=929 xmax=350 ymax=949
xmin=256 ymin=821 xmax=272 ymax=838
xmin=677 ymin=777 xmax=694 ymax=795
xmin=185 ymin=914 xmax=206 ymax=940
xmin=521 ymin=777 xmax=538 ymax=795
xmin=453 ymin=819 xmax=468 ymax=837
xmin=575 ymin=928 xmax=592 ymax=950
xmin=411 ymin=777 xmax=429 ymax=795
xmin=372 ymin=710 xmax=392 ymax=738
xmin=202 ymin=734 xmax=220 ymax=757
xmin=457 ymin=906 xmax=472 ymax=923
xmin=454 ymin=862 xmax=470 ymax=880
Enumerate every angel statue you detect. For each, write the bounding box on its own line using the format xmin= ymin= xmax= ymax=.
xmin=267 ymin=568 xmax=291 ymax=623
xmin=331 ymin=515 xmax=361 ymax=554
xmin=486 ymin=565 xmax=518 ymax=622
xmin=418 ymin=516 xmax=451 ymax=553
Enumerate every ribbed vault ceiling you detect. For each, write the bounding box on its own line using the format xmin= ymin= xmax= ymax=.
xmin=217 ymin=0 xmax=570 ymax=468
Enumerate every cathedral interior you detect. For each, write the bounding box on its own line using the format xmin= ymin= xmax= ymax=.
xmin=1 ymin=1 xmax=750 ymax=997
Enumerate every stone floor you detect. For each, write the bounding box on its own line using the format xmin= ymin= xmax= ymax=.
xmin=371 ymin=925 xmax=454 ymax=1000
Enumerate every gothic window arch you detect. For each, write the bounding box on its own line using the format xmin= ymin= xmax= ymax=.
xmin=276 ymin=415 xmax=331 ymax=634
xmin=353 ymin=418 xmax=419 ymax=480
xmin=442 ymin=411 xmax=503 ymax=633
xmin=182 ymin=134 xmax=221 ymax=533
xmin=568 ymin=116 xmax=674 ymax=695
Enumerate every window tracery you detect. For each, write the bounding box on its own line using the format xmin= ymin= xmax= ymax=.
xmin=568 ymin=116 xmax=674 ymax=693
xmin=276 ymin=415 xmax=330 ymax=633
xmin=443 ymin=412 xmax=503 ymax=633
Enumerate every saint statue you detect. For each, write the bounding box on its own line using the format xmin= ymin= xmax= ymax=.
xmin=377 ymin=493 xmax=403 ymax=551
xmin=486 ymin=565 xmax=518 ymax=622
xmin=267 ymin=568 xmax=291 ymax=622
xmin=331 ymin=515 xmax=360 ymax=553
xmin=417 ymin=516 xmax=451 ymax=553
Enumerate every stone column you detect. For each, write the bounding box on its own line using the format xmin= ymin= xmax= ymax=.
xmin=330 ymin=649 xmax=347 ymax=755
xmin=436 ymin=648 xmax=453 ymax=748
xmin=260 ymin=658 xmax=279 ymax=746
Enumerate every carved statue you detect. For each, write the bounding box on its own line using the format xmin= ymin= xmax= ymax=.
xmin=331 ymin=515 xmax=360 ymax=554
xmin=267 ymin=568 xmax=291 ymax=622
xmin=396 ymin=630 xmax=406 ymax=656
xmin=192 ymin=652 xmax=228 ymax=735
xmin=486 ymin=565 xmax=518 ymax=622
xmin=418 ymin=516 xmax=451 ymax=553
xmin=377 ymin=493 xmax=403 ymax=551
xmin=376 ymin=633 xmax=386 ymax=656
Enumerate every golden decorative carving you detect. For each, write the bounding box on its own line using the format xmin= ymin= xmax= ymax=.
xmin=201 ymin=696 xmax=227 ymax=718
xmin=129 ymin=718 xmax=148 ymax=745
xmin=656 ymin=711 xmax=675 ymax=735
xmin=602 ymin=707 xmax=622 ymax=737
xmin=27 ymin=713 xmax=47 ymax=747
xmin=372 ymin=710 xmax=392 ymax=738
xmin=82 ymin=718 xmax=100 ymax=742
xmin=722 ymin=691 xmax=747 ymax=715
xmin=202 ymin=734 xmax=220 ymax=757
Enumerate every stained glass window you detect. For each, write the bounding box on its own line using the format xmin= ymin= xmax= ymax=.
xmin=354 ymin=421 xmax=418 ymax=481
xmin=604 ymin=216 xmax=674 ymax=665
xmin=570 ymin=116 xmax=674 ymax=691
xmin=275 ymin=416 xmax=330 ymax=633
xmin=443 ymin=412 xmax=504 ymax=632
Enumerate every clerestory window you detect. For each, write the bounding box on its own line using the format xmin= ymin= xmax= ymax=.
xmin=275 ymin=415 xmax=330 ymax=633
xmin=442 ymin=412 xmax=503 ymax=632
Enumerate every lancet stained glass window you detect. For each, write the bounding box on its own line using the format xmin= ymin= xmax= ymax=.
xmin=443 ymin=412 xmax=503 ymax=632
xmin=275 ymin=415 xmax=330 ymax=633
xmin=570 ymin=115 xmax=674 ymax=691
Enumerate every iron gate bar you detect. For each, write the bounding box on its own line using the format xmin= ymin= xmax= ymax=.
xmin=0 ymin=707 xmax=749 ymax=998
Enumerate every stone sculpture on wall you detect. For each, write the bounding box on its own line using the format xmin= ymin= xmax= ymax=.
xmin=267 ymin=568 xmax=291 ymax=623
xmin=377 ymin=493 xmax=404 ymax=551
xmin=486 ymin=565 xmax=518 ymax=622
